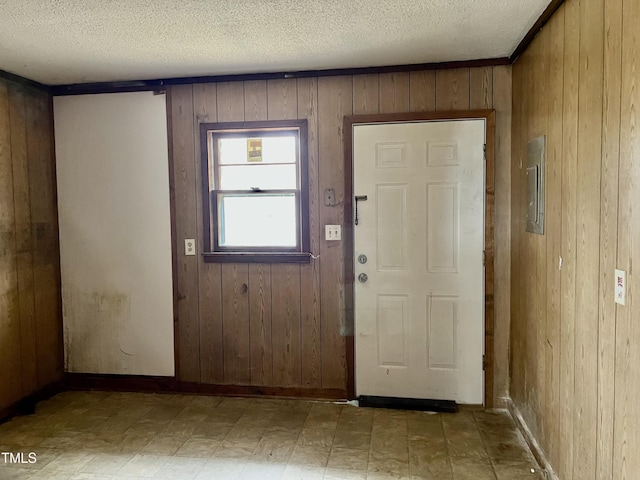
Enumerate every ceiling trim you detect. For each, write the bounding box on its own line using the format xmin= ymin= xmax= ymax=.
xmin=510 ymin=0 xmax=565 ymax=62
xmin=0 ymin=68 xmax=50 ymax=93
xmin=49 ymin=57 xmax=511 ymax=96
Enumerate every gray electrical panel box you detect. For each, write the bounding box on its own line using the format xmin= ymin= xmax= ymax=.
xmin=526 ymin=136 xmax=545 ymax=235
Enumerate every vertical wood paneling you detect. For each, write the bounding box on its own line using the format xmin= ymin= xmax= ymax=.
xmin=267 ymin=79 xmax=297 ymax=120
xmin=7 ymin=84 xmax=38 ymax=396
xmin=193 ymin=83 xmax=223 ymax=384
xmin=409 ymin=71 xmax=436 ymax=112
xmin=28 ymin=93 xmax=62 ymax=387
xmin=0 ymin=78 xmax=62 ymax=412
xmin=544 ymin=7 xmax=565 ymax=469
xmin=624 ymin=2 xmax=640 ymax=467
xmin=597 ymin=0 xmax=622 ymax=477
xmin=298 ymin=77 xmax=322 ymax=387
xmin=510 ymin=55 xmax=526 ymax=413
xmin=0 ymin=80 xmax=22 ymax=407
xmin=559 ymin=1 xmax=580 ymax=477
xmin=379 ymin=72 xmax=409 ymax=113
xmin=435 ymin=68 xmax=470 ymax=111
xmin=249 ymin=263 xmax=272 ymax=385
xmin=221 ymin=263 xmax=251 ymax=384
xmin=217 ymin=82 xmax=245 ymax=123
xmin=318 ymin=76 xmax=352 ymax=389
xmin=573 ymin=1 xmax=604 ymax=478
xmin=613 ymin=0 xmax=639 ymax=478
xmin=492 ymin=65 xmax=511 ymax=404
xmin=352 ymin=74 xmax=379 ymax=115
xmin=170 ymin=85 xmax=200 ymax=382
xmin=244 ymin=80 xmax=267 ymax=122
xmin=271 ymin=264 xmax=301 ymax=386
xmin=470 ymin=67 xmax=493 ymax=110
xmin=199 ymin=263 xmax=223 ymax=383
xmin=193 ymin=83 xmax=218 ymax=124
xmin=511 ymin=0 xmax=640 ymax=478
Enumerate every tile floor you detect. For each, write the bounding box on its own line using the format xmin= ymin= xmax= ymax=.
xmin=0 ymin=391 xmax=542 ymax=479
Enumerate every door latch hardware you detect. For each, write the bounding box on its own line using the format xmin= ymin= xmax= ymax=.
xmin=354 ymin=195 xmax=368 ymax=225
xmin=358 ymin=273 xmax=368 ymax=283
xmin=358 ymin=254 xmax=368 ymax=264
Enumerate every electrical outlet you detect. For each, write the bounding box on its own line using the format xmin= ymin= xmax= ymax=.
xmin=325 ymin=225 xmax=341 ymax=241
xmin=615 ymin=269 xmax=626 ymax=305
xmin=185 ymin=239 xmax=196 ymax=256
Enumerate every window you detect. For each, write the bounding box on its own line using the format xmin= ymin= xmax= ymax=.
xmin=200 ymin=120 xmax=310 ymax=263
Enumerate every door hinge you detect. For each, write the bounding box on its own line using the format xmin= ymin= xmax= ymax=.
xmin=482 ymin=355 xmax=486 ymax=371
xmin=483 ymin=250 xmax=485 ymax=266
xmin=483 ymin=144 xmax=487 ymax=160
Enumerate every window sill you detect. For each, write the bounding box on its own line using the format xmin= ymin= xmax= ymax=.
xmin=203 ymin=252 xmax=311 ymax=264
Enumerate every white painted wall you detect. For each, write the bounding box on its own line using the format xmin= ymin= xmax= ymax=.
xmin=54 ymin=91 xmax=174 ymax=376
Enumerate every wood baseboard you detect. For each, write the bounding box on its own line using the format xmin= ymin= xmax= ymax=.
xmin=506 ymin=398 xmax=559 ymax=480
xmin=0 ymin=380 xmax=65 ymax=424
xmin=64 ymin=373 xmax=347 ymax=400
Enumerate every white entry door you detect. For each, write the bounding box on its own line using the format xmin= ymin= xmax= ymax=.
xmin=353 ymin=119 xmax=485 ymax=405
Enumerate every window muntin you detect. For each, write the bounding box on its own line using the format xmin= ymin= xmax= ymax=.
xmin=201 ymin=120 xmax=309 ymax=262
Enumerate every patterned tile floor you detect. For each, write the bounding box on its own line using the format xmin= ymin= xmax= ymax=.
xmin=0 ymin=391 xmax=542 ymax=479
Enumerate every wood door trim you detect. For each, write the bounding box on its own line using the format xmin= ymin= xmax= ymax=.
xmin=165 ymin=87 xmax=181 ymax=380
xmin=344 ymin=110 xmax=497 ymax=408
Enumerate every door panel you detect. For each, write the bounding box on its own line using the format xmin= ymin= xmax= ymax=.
xmin=377 ymin=294 xmax=408 ymax=367
xmin=376 ymin=185 xmax=407 ymax=270
xmin=427 ymin=183 xmax=459 ymax=272
xmin=354 ymin=119 xmax=485 ymax=404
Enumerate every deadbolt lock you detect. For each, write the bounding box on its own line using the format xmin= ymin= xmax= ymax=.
xmin=358 ymin=254 xmax=367 ymax=264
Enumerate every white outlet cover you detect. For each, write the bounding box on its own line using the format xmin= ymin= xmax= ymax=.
xmin=615 ymin=269 xmax=626 ymax=305
xmin=185 ymin=239 xmax=196 ymax=256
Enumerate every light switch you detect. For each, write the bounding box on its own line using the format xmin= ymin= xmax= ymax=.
xmin=615 ymin=269 xmax=626 ymax=305
xmin=325 ymin=225 xmax=341 ymax=241
xmin=185 ymin=239 xmax=196 ymax=256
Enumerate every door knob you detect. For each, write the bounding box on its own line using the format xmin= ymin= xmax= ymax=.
xmin=358 ymin=273 xmax=368 ymax=283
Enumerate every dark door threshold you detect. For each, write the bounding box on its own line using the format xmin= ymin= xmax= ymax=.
xmin=358 ymin=395 xmax=459 ymax=413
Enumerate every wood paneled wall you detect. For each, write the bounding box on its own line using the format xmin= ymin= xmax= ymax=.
xmin=169 ymin=65 xmax=512 ymax=398
xmin=0 ymin=78 xmax=63 ymax=413
xmin=511 ymin=0 xmax=640 ymax=478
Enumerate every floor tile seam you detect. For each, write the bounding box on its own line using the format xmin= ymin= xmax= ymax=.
xmin=471 ymin=409 xmax=501 ymax=479
xmin=434 ymin=412 xmax=456 ymax=479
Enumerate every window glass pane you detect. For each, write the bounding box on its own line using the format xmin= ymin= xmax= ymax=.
xmin=219 ymin=194 xmax=297 ymax=247
xmin=219 ymin=136 xmax=296 ymax=165
xmin=219 ymin=164 xmax=297 ymax=190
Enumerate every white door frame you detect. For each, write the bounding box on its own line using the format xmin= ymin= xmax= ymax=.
xmin=343 ymin=110 xmax=496 ymax=408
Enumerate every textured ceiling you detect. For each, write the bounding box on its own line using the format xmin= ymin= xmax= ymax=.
xmin=0 ymin=0 xmax=551 ymax=86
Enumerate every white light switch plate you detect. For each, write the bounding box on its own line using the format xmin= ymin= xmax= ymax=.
xmin=185 ymin=239 xmax=196 ymax=256
xmin=325 ymin=225 xmax=341 ymax=241
xmin=615 ymin=269 xmax=626 ymax=305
